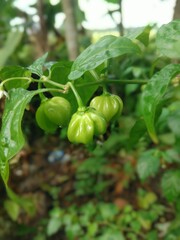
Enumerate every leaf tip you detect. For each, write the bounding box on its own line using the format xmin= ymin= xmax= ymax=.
xmin=149 ymin=132 xmax=159 ymax=144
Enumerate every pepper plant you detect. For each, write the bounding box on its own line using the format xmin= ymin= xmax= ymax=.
xmin=0 ymin=20 xmax=180 ymax=208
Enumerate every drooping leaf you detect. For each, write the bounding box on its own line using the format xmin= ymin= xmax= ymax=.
xmin=161 ymin=170 xmax=180 ymax=202
xmin=0 ymin=66 xmax=31 ymax=90
xmin=68 ymin=35 xmax=141 ymax=80
xmin=0 ymin=88 xmax=42 ymax=184
xmin=137 ymin=150 xmax=160 ymax=180
xmin=0 ymin=89 xmax=35 ymax=160
xmin=156 ymin=20 xmax=180 ymax=59
xmin=140 ymin=64 xmax=180 ymax=143
xmin=27 ymin=52 xmax=48 ymax=76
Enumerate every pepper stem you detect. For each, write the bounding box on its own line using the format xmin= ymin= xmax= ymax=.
xmin=38 ymin=81 xmax=47 ymax=101
xmin=68 ymin=81 xmax=84 ymax=108
xmin=102 ymin=85 xmax=109 ymax=94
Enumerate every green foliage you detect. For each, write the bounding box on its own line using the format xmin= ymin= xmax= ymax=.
xmin=156 ymin=20 xmax=180 ymax=59
xmin=3 ymin=200 xmax=20 ymax=221
xmin=0 ymin=66 xmax=31 ymax=90
xmin=69 ymin=35 xmax=141 ymax=80
xmin=126 ymin=25 xmax=152 ymax=46
xmin=161 ymin=170 xmax=180 ymax=202
xmin=27 ymin=53 xmax=48 ymax=76
xmin=45 ymin=199 xmax=164 ymax=239
xmin=137 ymin=150 xmax=160 ymax=180
xmin=140 ymin=64 xmax=180 ymax=143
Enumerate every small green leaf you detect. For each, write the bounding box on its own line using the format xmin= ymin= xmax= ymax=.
xmin=4 ymin=200 xmax=20 ymax=221
xmin=27 ymin=52 xmax=48 ymax=76
xmin=0 ymin=66 xmax=31 ymax=90
xmin=69 ymin=35 xmax=141 ymax=80
xmin=156 ymin=20 xmax=180 ymax=59
xmin=47 ymin=218 xmax=62 ymax=236
xmin=128 ymin=118 xmax=147 ymax=147
xmin=147 ymin=230 xmax=158 ymax=240
xmin=138 ymin=192 xmax=157 ymax=209
xmin=163 ymin=149 xmax=180 ymax=163
xmin=140 ymin=64 xmax=180 ymax=143
xmin=98 ymin=203 xmax=119 ymax=221
xmin=137 ymin=150 xmax=160 ymax=180
xmin=98 ymin=229 xmax=125 ymax=240
xmin=168 ymin=110 xmax=180 ymax=137
xmin=126 ymin=25 xmax=151 ymax=46
xmin=5 ymin=186 xmax=36 ymax=217
xmin=87 ymin=222 xmax=98 ymax=237
xmin=161 ymin=170 xmax=180 ymax=202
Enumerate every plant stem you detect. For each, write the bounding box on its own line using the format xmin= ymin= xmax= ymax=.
xmin=34 ymin=88 xmax=65 ymax=95
xmin=34 ymin=76 xmax=66 ymax=90
xmin=1 ymin=77 xmax=32 ymax=86
xmin=76 ymin=79 xmax=148 ymax=88
xmin=38 ymin=81 xmax=47 ymax=101
xmin=68 ymin=81 xmax=84 ymax=108
xmin=102 ymin=84 xmax=109 ymax=94
xmin=107 ymin=79 xmax=148 ymax=84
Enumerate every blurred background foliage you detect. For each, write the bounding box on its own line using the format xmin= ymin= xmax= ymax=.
xmin=0 ymin=0 xmax=180 ymax=240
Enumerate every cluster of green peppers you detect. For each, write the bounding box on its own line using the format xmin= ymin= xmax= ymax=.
xmin=35 ymin=93 xmax=123 ymax=144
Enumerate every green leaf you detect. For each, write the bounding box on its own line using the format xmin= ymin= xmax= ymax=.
xmin=68 ymin=35 xmax=141 ymax=80
xmin=128 ymin=118 xmax=147 ymax=147
xmin=0 ymin=66 xmax=31 ymax=90
xmin=87 ymin=222 xmax=98 ymax=237
xmin=161 ymin=170 xmax=180 ymax=202
xmin=156 ymin=20 xmax=180 ymax=59
xmin=140 ymin=64 xmax=180 ymax=143
xmin=27 ymin=52 xmax=48 ymax=76
xmin=147 ymin=230 xmax=158 ymax=240
xmin=0 ymin=88 xmax=39 ymax=183
xmin=163 ymin=149 xmax=180 ymax=163
xmin=4 ymin=200 xmax=20 ymax=221
xmin=0 ymin=30 xmax=23 ymax=67
xmin=47 ymin=218 xmax=62 ymax=236
xmin=5 ymin=186 xmax=36 ymax=217
xmin=98 ymin=229 xmax=125 ymax=240
xmin=126 ymin=25 xmax=151 ymax=46
xmin=137 ymin=150 xmax=160 ymax=180
xmin=66 ymin=224 xmax=82 ymax=239
xmin=168 ymin=110 xmax=180 ymax=137
xmin=98 ymin=203 xmax=119 ymax=221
